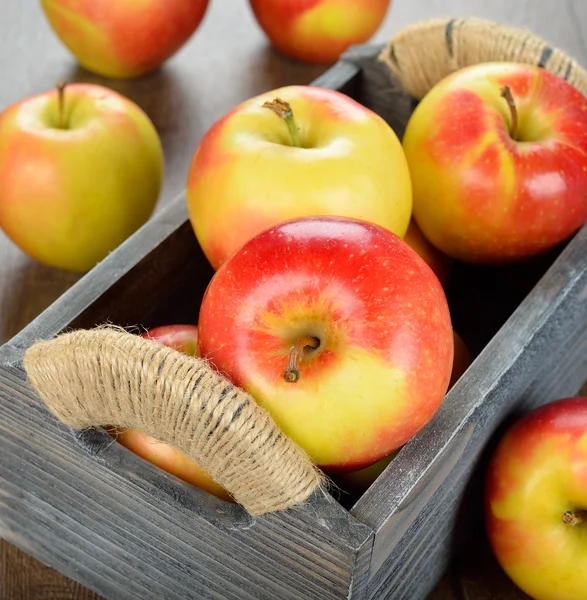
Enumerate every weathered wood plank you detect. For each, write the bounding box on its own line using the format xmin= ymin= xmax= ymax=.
xmin=0 ymin=362 xmax=373 ymax=600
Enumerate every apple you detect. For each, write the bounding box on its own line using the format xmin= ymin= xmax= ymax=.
xmin=40 ymin=0 xmax=210 ymax=79
xmin=197 ymin=216 xmax=454 ymax=472
xmin=141 ymin=324 xmax=199 ymax=356
xmin=112 ymin=427 xmax=233 ymax=503
xmin=186 ymin=85 xmax=412 ymax=270
xmin=449 ymin=330 xmax=473 ymax=389
xmin=402 ymin=62 xmax=587 ymax=264
xmin=0 ymin=82 xmax=163 ymax=273
xmin=404 ymin=219 xmax=453 ymax=289
xmin=249 ymin=0 xmax=391 ymax=64
xmin=334 ymin=329 xmax=472 ymax=491
xmin=485 ymin=397 xmax=587 ymax=600
xmin=112 ymin=324 xmax=233 ymax=503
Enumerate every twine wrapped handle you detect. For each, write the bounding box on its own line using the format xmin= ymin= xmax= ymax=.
xmin=23 ymin=327 xmax=323 ymax=516
xmin=381 ymin=17 xmax=587 ymax=100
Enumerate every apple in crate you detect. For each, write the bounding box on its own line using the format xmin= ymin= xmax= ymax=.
xmin=248 ymin=0 xmax=391 ymax=64
xmin=404 ymin=219 xmax=452 ymax=289
xmin=197 ymin=216 xmax=454 ymax=472
xmin=485 ymin=397 xmax=587 ymax=600
xmin=402 ymin=62 xmax=587 ymax=264
xmin=114 ymin=428 xmax=232 ymax=503
xmin=112 ymin=325 xmax=232 ymax=503
xmin=0 ymin=83 xmax=163 ymax=272
xmin=40 ymin=0 xmax=210 ymax=78
xmin=142 ymin=324 xmax=199 ymax=356
xmin=187 ymin=85 xmax=412 ymax=270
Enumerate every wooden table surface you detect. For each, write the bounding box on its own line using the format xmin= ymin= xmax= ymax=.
xmin=1 ymin=0 xmax=586 ymax=598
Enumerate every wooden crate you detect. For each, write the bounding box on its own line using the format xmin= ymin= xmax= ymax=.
xmin=1 ymin=44 xmax=586 ymax=600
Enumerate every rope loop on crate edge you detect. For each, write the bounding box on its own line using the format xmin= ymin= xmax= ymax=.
xmin=23 ymin=326 xmax=324 ymax=516
xmin=381 ymin=17 xmax=587 ymax=100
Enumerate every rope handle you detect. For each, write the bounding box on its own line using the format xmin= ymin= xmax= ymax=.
xmin=380 ymin=17 xmax=587 ymax=100
xmin=23 ymin=327 xmax=324 ymax=516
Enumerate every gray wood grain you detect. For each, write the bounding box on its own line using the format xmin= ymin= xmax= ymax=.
xmin=0 ymin=360 xmax=374 ymax=600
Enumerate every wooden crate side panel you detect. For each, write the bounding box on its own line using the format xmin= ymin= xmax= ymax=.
xmin=0 ymin=363 xmax=374 ymax=600
xmin=364 ymin=315 xmax=587 ymax=600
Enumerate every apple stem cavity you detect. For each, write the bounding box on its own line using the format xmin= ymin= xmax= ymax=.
xmin=262 ymin=98 xmax=302 ymax=147
xmin=56 ymin=80 xmax=67 ymax=129
xmin=500 ymin=85 xmax=519 ymax=141
xmin=562 ymin=509 xmax=587 ymax=526
xmin=283 ymin=336 xmax=320 ymax=383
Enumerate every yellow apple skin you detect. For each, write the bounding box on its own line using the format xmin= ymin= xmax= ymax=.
xmin=249 ymin=0 xmax=391 ymax=64
xmin=403 ymin=62 xmax=587 ymax=264
xmin=335 ymin=330 xmax=472 ymax=491
xmin=186 ymin=85 xmax=412 ymax=270
xmin=40 ymin=0 xmax=209 ymax=79
xmin=0 ymin=83 xmax=163 ymax=272
xmin=485 ymin=398 xmax=587 ymax=600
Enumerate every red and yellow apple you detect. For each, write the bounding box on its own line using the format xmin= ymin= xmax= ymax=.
xmin=112 ymin=324 xmax=233 ymax=503
xmin=402 ymin=62 xmax=587 ymax=264
xmin=249 ymin=0 xmax=391 ymax=64
xmin=113 ymin=427 xmax=233 ymax=503
xmin=141 ymin=324 xmax=199 ymax=356
xmin=0 ymin=83 xmax=163 ymax=272
xmin=485 ymin=397 xmax=587 ymax=600
xmin=335 ymin=329 xmax=472 ymax=491
xmin=187 ymin=85 xmax=412 ymax=270
xmin=40 ymin=0 xmax=210 ymax=79
xmin=197 ymin=216 xmax=454 ymax=472
xmin=404 ymin=219 xmax=453 ymax=289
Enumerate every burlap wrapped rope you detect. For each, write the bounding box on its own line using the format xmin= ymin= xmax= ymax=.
xmin=381 ymin=17 xmax=587 ymax=100
xmin=23 ymin=327 xmax=324 ymax=516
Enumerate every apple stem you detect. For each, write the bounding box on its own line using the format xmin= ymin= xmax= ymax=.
xmin=562 ymin=509 xmax=587 ymax=526
xmin=262 ymin=98 xmax=302 ymax=147
xmin=56 ymin=80 xmax=66 ymax=129
xmin=500 ymin=85 xmax=519 ymax=141
xmin=283 ymin=336 xmax=320 ymax=383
